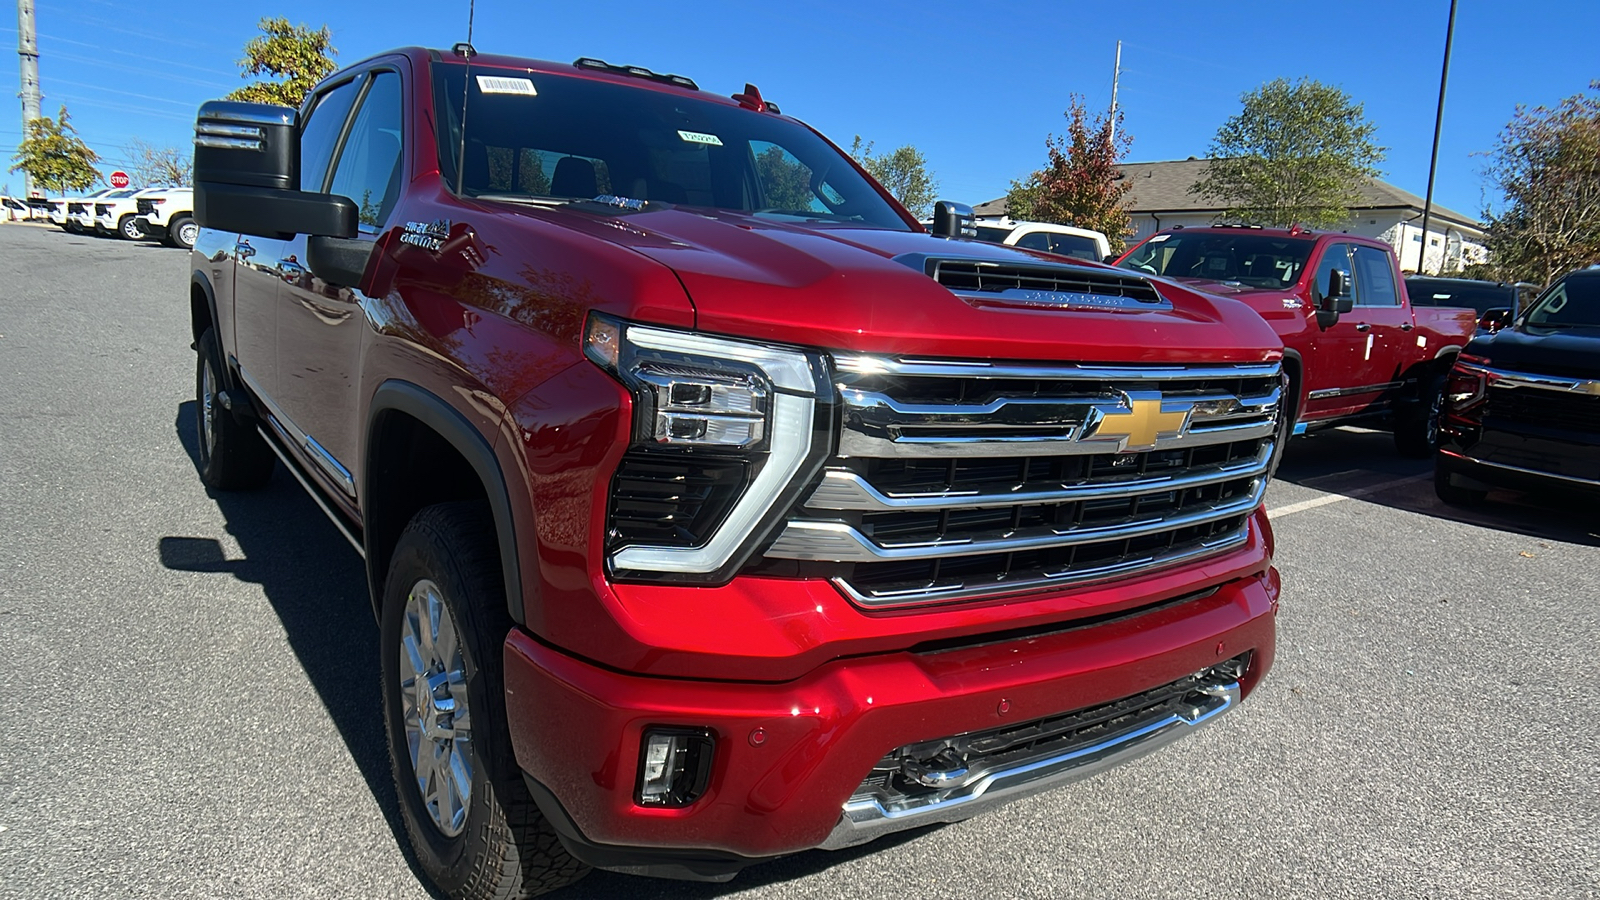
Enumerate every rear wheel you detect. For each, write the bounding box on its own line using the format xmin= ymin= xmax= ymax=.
xmin=1434 ymin=464 xmax=1488 ymax=507
xmin=1394 ymin=372 xmax=1446 ymax=458
xmin=381 ymin=502 xmax=589 ymax=900
xmin=170 ymin=215 xmax=198 ymax=250
xmin=194 ymin=327 xmax=275 ymax=490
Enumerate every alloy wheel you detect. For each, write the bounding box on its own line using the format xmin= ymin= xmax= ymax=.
xmin=398 ymin=578 xmax=474 ymax=837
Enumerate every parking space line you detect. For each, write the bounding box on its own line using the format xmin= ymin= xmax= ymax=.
xmin=1267 ymin=473 xmax=1431 ymax=519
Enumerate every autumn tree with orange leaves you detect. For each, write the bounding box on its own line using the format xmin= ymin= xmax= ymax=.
xmin=1005 ymin=97 xmax=1132 ymax=251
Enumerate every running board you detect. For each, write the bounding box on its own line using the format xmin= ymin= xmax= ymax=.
xmin=257 ymin=423 xmax=366 ymax=559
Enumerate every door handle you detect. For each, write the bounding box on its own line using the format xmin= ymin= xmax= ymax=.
xmin=1355 ymin=323 xmax=1372 ymax=332
xmin=1400 ymin=322 xmax=1415 ymax=331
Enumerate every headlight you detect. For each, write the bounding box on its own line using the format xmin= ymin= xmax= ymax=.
xmin=585 ymin=313 xmax=830 ymax=579
xmin=1444 ymin=364 xmax=1486 ymax=410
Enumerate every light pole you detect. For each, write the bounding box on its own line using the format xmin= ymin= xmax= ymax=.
xmin=16 ymin=0 xmax=43 ymax=197
xmin=1417 ymin=0 xmax=1458 ymax=275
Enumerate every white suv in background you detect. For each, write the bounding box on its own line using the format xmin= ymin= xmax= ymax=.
xmin=49 ymin=187 xmax=115 ymax=231
xmin=94 ymin=187 xmax=167 ymax=239
xmin=132 ymin=187 xmax=196 ymax=248
xmin=973 ymin=217 xmax=1113 ymax=263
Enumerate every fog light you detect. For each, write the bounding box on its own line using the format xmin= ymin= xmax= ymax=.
xmin=636 ymin=727 xmax=714 ymax=808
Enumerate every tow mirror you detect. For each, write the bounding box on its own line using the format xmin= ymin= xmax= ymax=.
xmin=1316 ymin=267 xmax=1355 ymax=327
xmin=930 ymin=200 xmax=976 ymax=239
xmin=192 ymin=100 xmax=356 ymax=241
xmin=1478 ymin=307 xmax=1513 ymax=333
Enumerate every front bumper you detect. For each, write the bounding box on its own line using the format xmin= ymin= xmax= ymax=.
xmin=136 ymin=218 xmax=168 ymax=239
xmin=503 ymin=565 xmax=1277 ymax=867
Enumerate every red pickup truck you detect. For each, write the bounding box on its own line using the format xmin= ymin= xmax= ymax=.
xmin=1116 ymin=226 xmax=1477 ymax=463
xmin=187 ymin=47 xmax=1284 ymax=899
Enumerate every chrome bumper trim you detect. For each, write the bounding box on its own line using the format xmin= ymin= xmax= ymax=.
xmin=1438 ymin=449 xmax=1600 ymax=487
xmin=818 ymin=680 xmax=1241 ymax=851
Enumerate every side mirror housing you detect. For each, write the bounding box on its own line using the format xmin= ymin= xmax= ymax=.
xmin=1316 ymin=267 xmax=1355 ymax=327
xmin=192 ymin=100 xmax=357 ymax=241
xmin=1478 ymin=307 xmax=1513 ymax=333
xmin=930 ymin=200 xmax=976 ymax=239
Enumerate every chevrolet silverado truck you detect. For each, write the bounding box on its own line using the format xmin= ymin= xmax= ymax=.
xmin=188 ymin=46 xmax=1284 ymax=899
xmin=1437 ymin=268 xmax=1600 ymax=506
xmin=134 ymin=187 xmax=197 ymax=249
xmin=1116 ymin=225 xmax=1477 ymax=464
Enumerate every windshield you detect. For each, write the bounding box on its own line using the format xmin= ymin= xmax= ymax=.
xmin=1525 ymin=276 xmax=1600 ymax=328
xmin=1404 ymin=279 xmax=1513 ymax=315
xmin=432 ymin=64 xmax=911 ymax=230
xmin=1117 ymin=231 xmax=1315 ymax=288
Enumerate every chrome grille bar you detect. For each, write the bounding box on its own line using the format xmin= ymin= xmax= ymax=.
xmin=767 ymin=476 xmax=1266 ymax=563
xmin=806 ymin=442 xmax=1272 ymax=511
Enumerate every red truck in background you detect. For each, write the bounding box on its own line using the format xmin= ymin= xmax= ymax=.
xmin=1116 ymin=225 xmax=1477 ymax=465
xmin=188 ymin=47 xmax=1286 ymax=899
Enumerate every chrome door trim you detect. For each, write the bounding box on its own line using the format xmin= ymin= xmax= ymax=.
xmin=236 ymin=366 xmax=357 ymax=497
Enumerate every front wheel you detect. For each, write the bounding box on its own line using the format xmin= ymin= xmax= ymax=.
xmin=381 ymin=502 xmax=589 ymax=900
xmin=194 ymin=327 xmax=275 ymax=490
xmin=1394 ymin=373 xmax=1446 ymax=459
xmin=118 ymin=214 xmax=143 ymax=240
xmin=169 ymin=215 xmax=198 ymax=250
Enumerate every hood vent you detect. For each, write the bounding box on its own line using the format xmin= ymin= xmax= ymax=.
xmin=911 ymin=256 xmax=1169 ymax=312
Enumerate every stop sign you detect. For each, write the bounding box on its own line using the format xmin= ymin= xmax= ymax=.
xmin=110 ymin=171 xmax=129 ymax=188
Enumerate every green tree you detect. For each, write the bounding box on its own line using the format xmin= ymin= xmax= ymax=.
xmin=1482 ymin=82 xmax=1600 ymax=285
xmin=9 ymin=106 xmax=100 ymax=195
xmin=1192 ymin=77 xmax=1385 ymax=228
xmin=754 ymin=145 xmax=816 ymax=211
xmin=849 ymin=136 xmax=939 ymax=219
xmin=1004 ymin=96 xmax=1133 ymax=250
xmin=228 ymin=17 xmax=337 ymax=109
xmin=125 ymin=138 xmax=192 ymax=187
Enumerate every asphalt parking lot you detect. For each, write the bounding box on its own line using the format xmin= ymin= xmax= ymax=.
xmin=1 ymin=222 xmax=1595 ymax=899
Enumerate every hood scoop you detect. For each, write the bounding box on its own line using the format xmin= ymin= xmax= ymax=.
xmin=896 ymin=252 xmax=1171 ymax=312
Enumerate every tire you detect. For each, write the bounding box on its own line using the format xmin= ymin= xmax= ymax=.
xmin=1434 ymin=464 xmax=1488 ymax=507
xmin=194 ymin=327 xmax=275 ymax=490
xmin=118 ymin=214 xmax=143 ymax=240
xmin=1267 ymin=373 xmax=1299 ymax=479
xmin=381 ymin=502 xmax=589 ymax=900
xmin=170 ymin=215 xmax=198 ymax=250
xmin=1394 ymin=372 xmax=1446 ymax=459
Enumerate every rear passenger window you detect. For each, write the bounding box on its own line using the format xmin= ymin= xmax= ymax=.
xmin=329 ymin=71 xmax=404 ymax=230
xmin=1015 ymin=231 xmax=1052 ymax=251
xmin=1046 ymin=234 xmax=1098 ymax=260
xmin=1352 ymin=246 xmax=1399 ymax=306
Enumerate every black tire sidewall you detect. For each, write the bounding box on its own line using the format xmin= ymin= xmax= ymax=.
xmin=119 ymin=214 xmax=141 ymax=240
xmin=193 ymin=328 xmax=274 ymax=489
xmin=1396 ymin=373 xmax=1446 ymax=458
xmin=379 ymin=504 xmax=520 ymax=897
xmin=171 ymin=216 xmax=197 ymax=250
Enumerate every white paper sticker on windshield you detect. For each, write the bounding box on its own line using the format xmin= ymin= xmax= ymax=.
xmin=677 ymin=130 xmax=724 ymax=147
xmin=1148 ymin=234 xmax=1170 ymax=242
xmin=476 ymin=76 xmax=537 ymax=95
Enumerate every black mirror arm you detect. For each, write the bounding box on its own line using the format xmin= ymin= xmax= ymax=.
xmin=307 ymin=235 xmax=375 ymax=289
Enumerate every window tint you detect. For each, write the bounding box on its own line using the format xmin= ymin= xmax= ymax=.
xmin=1526 ymin=277 xmax=1600 ymax=327
xmin=1117 ymin=232 xmax=1313 ymax=288
xmin=1404 ymin=279 xmax=1513 ymax=315
xmin=1312 ymin=243 xmax=1352 ymax=299
xmin=300 ymin=77 xmax=362 ymax=193
xmin=329 ymin=71 xmax=404 ymax=229
xmin=1014 ymin=231 xmax=1052 ymax=251
xmin=1045 ymin=233 xmax=1099 ymax=260
xmin=973 ymin=226 xmax=1012 ymax=244
xmin=1352 ymin=245 xmax=1399 ymax=306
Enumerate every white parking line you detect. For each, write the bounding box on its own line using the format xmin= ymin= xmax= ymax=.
xmin=1268 ymin=473 xmax=1432 ymax=519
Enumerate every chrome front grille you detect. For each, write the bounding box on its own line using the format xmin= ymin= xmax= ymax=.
xmin=762 ymin=357 xmax=1281 ymax=606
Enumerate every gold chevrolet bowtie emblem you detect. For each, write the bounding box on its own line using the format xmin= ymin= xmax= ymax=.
xmin=1089 ymin=395 xmax=1192 ymax=451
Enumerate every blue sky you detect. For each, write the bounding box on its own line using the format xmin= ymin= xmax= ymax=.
xmin=5 ymin=0 xmax=1598 ymax=219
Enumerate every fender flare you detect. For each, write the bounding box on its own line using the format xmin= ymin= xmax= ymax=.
xmin=366 ymin=380 xmax=526 ymax=626
xmin=1433 ymin=344 xmax=1465 ymax=361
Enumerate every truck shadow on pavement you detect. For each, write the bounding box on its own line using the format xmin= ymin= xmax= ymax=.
xmin=1274 ymin=428 xmax=1598 ymax=547
xmin=163 ymin=402 xmax=933 ymax=898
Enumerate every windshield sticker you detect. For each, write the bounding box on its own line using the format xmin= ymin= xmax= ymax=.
xmin=677 ymin=130 xmax=724 ymax=147
xmin=1148 ymin=234 xmax=1170 ymax=242
xmin=476 ymin=75 xmax=537 ymax=95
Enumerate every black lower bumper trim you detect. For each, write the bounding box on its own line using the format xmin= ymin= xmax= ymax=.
xmin=522 ymin=773 xmax=773 ymax=883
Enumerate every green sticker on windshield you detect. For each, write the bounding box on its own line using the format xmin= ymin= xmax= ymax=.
xmin=677 ymin=130 xmax=723 ymax=147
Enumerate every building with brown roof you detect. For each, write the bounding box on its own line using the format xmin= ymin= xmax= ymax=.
xmin=975 ymin=158 xmax=1486 ymax=273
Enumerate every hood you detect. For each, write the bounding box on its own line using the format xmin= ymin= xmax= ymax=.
xmin=1473 ymin=323 xmax=1600 ymax=377
xmin=541 ymin=206 xmax=1281 ymax=365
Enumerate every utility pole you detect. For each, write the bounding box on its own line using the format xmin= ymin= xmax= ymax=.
xmin=1108 ymin=40 xmax=1122 ymax=145
xmin=17 ymin=0 xmax=43 ymax=197
xmin=1417 ymin=0 xmax=1457 ymax=275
